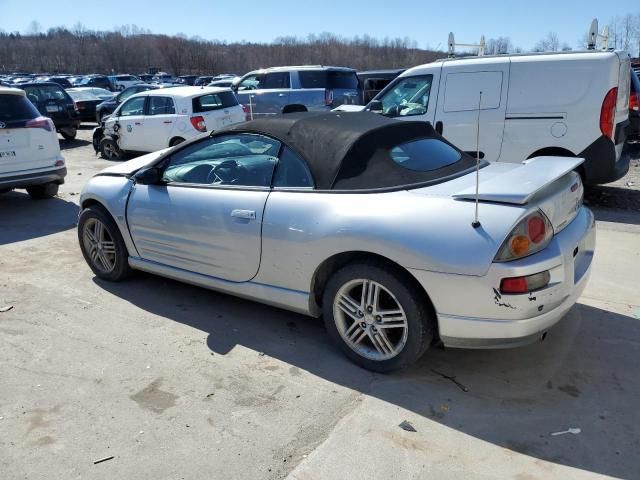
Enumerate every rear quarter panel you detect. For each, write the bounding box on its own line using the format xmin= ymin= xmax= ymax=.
xmin=254 ymin=189 xmax=526 ymax=293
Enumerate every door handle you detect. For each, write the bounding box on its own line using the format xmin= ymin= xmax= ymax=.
xmin=134 ymin=122 xmax=142 ymax=126
xmin=278 ymin=93 xmax=286 ymax=97
xmin=435 ymin=121 xmax=443 ymax=135
xmin=163 ymin=120 xmax=172 ymax=124
xmin=231 ymin=209 xmax=256 ymax=220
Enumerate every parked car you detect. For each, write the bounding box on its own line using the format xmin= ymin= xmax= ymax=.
xmin=194 ymin=76 xmax=214 ymax=86
xmin=110 ymin=74 xmax=142 ymax=91
xmin=18 ymin=82 xmax=80 ymax=140
xmin=92 ymin=86 xmax=245 ymax=159
xmin=0 ymin=87 xmax=66 ymax=198
xmin=176 ymin=75 xmax=199 ymax=86
xmin=78 ymin=111 xmax=594 ymax=371
xmin=138 ymin=74 xmax=154 ymax=82
xmin=66 ymin=89 xmax=104 ymax=122
xmin=151 ymin=72 xmax=175 ymax=84
xmin=232 ymin=66 xmax=361 ymax=117
xmin=628 ymin=70 xmax=640 ymax=143
xmin=207 ymin=77 xmax=239 ymax=88
xmin=75 ymin=75 xmax=115 ymax=91
xmin=357 ymin=69 xmax=405 ymax=104
xmin=339 ymin=50 xmax=632 ymax=185
xmin=72 ymin=87 xmax=115 ymax=101
xmin=95 ymin=84 xmax=160 ymax=122
xmin=39 ymin=76 xmax=73 ymax=89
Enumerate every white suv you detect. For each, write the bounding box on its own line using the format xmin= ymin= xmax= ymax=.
xmin=0 ymin=87 xmax=66 ymax=199
xmin=94 ymin=86 xmax=246 ymax=159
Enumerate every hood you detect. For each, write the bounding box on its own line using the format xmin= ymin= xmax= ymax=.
xmin=98 ymin=149 xmax=170 ymax=176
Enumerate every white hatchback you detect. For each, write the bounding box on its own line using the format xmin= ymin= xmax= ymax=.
xmin=0 ymin=87 xmax=66 ymax=199
xmin=95 ymin=87 xmax=246 ymax=159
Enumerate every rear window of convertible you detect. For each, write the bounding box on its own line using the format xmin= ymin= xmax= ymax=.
xmin=390 ymin=138 xmax=462 ymax=171
xmin=192 ymin=92 xmax=238 ymax=112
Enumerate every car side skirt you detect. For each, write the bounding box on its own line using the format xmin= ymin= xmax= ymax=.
xmin=128 ymin=256 xmax=315 ymax=316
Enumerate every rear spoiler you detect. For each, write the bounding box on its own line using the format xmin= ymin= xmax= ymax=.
xmin=452 ymin=156 xmax=584 ymax=205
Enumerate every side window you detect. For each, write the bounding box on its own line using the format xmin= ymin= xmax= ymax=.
xmin=147 ymin=96 xmax=176 ymax=115
xmin=263 ymin=72 xmax=290 ymax=89
xmin=238 ymin=74 xmax=263 ymax=91
xmin=162 ymin=133 xmax=281 ymax=187
xmin=192 ymin=92 xmax=238 ymax=112
xmin=377 ymin=75 xmax=433 ymax=117
xmin=443 ymin=71 xmax=502 ymax=112
xmin=118 ymin=96 xmax=146 ymax=117
xmin=273 ymin=147 xmax=314 ymax=188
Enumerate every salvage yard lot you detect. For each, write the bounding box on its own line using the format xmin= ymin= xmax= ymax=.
xmin=1 ymin=127 xmax=640 ymax=479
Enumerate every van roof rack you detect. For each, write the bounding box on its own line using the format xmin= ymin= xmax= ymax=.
xmin=447 ymin=33 xmax=486 ymax=58
xmin=586 ymin=18 xmax=611 ymax=51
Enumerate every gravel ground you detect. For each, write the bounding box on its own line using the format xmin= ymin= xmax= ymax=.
xmin=584 ymin=144 xmax=640 ymax=211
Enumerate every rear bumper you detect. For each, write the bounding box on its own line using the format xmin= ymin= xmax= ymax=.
xmin=580 ymin=129 xmax=630 ymax=185
xmin=0 ymin=166 xmax=67 ymax=189
xmin=409 ymin=207 xmax=596 ymax=349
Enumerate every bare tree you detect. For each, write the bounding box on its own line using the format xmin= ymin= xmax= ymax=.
xmin=534 ymin=32 xmax=560 ymax=52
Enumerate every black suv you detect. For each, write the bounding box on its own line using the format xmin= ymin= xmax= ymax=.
xmin=18 ymin=82 xmax=80 ymax=140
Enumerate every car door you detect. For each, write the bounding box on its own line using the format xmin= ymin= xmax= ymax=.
xmin=126 ymin=133 xmax=281 ymax=282
xmin=252 ymin=72 xmax=290 ymax=116
xmin=142 ymin=95 xmax=177 ymax=151
xmin=234 ymin=73 xmax=264 ymax=119
xmin=433 ymin=61 xmax=509 ymax=162
xmin=113 ymin=95 xmax=147 ymax=151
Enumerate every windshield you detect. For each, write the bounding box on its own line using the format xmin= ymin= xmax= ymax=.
xmin=374 ymin=75 xmax=433 ymax=117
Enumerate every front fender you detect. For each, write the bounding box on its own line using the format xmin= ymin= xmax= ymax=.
xmin=80 ymin=175 xmax=138 ymax=256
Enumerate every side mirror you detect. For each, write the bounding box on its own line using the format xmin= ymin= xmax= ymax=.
xmin=367 ymin=99 xmax=383 ymax=113
xmin=133 ymin=167 xmax=163 ymax=185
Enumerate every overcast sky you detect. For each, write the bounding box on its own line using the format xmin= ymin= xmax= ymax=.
xmin=1 ymin=0 xmax=638 ymax=52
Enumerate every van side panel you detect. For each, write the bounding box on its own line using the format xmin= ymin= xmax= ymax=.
xmin=500 ymin=53 xmax=619 ymax=164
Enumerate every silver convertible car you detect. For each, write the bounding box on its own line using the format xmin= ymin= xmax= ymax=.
xmin=78 ymin=112 xmax=595 ymax=371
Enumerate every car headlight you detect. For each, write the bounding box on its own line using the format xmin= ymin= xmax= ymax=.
xmin=494 ymin=210 xmax=553 ymax=262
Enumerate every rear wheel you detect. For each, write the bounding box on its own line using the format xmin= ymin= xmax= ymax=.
xmin=99 ymin=138 xmax=123 ymax=160
xmin=323 ymin=261 xmax=435 ymax=372
xmin=78 ymin=205 xmax=132 ymax=281
xmin=60 ymin=127 xmax=77 ymax=141
xmin=26 ymin=182 xmax=59 ymax=199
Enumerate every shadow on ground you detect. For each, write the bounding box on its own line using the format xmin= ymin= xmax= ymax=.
xmin=0 ymin=191 xmax=79 ymax=245
xmin=95 ymin=273 xmax=640 ymax=478
xmin=59 ymin=138 xmax=92 ymax=150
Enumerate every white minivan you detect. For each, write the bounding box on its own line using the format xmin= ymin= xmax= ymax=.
xmin=0 ymin=87 xmax=66 ymax=199
xmin=341 ymin=51 xmax=632 ymax=185
xmin=94 ymin=87 xmax=246 ymax=159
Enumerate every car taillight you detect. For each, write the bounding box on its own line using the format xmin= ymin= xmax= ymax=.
xmin=600 ymin=87 xmax=617 ymax=140
xmin=190 ymin=115 xmax=207 ymax=132
xmin=500 ymin=271 xmax=550 ymax=294
xmin=25 ymin=117 xmax=53 ymax=132
xmin=495 ymin=210 xmax=553 ymax=262
xmin=630 ymin=90 xmax=639 ymax=112
xmin=324 ymin=89 xmax=333 ymax=106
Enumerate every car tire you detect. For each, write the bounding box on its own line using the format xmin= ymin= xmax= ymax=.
xmin=99 ymin=138 xmax=123 ymax=160
xmin=78 ymin=205 xmax=132 ymax=281
xmin=60 ymin=127 xmax=77 ymax=141
xmin=26 ymin=182 xmax=59 ymax=199
xmin=169 ymin=137 xmax=185 ymax=147
xmin=322 ymin=260 xmax=435 ymax=372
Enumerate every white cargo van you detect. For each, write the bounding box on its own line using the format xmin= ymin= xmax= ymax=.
xmin=341 ymin=51 xmax=631 ymax=185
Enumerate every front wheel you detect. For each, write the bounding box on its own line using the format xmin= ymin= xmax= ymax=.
xmin=323 ymin=261 xmax=435 ymax=372
xmin=78 ymin=206 xmax=132 ymax=281
xmin=99 ymin=137 xmax=123 ymax=160
xmin=60 ymin=127 xmax=77 ymax=140
xmin=26 ymin=182 xmax=59 ymax=199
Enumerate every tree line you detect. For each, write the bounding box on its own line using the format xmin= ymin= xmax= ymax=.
xmin=0 ymin=24 xmax=445 ymax=75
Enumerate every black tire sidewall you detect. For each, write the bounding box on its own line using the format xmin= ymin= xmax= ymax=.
xmin=60 ymin=128 xmax=77 ymax=140
xmin=99 ymin=138 xmax=121 ymax=160
xmin=26 ymin=182 xmax=58 ymax=199
xmin=77 ymin=205 xmax=131 ymax=281
xmin=322 ymin=261 xmax=434 ymax=373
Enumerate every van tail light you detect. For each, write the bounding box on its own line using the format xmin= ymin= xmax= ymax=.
xmin=26 ymin=117 xmax=53 ymax=132
xmin=600 ymin=87 xmax=617 ymax=140
xmin=494 ymin=210 xmax=553 ymax=262
xmin=324 ymin=89 xmax=334 ymax=106
xmin=190 ymin=115 xmax=207 ymax=132
xmin=500 ymin=271 xmax=550 ymax=294
xmin=630 ymin=90 xmax=639 ymax=112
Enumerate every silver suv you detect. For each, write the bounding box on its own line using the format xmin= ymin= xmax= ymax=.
xmin=231 ymin=66 xmax=361 ymax=118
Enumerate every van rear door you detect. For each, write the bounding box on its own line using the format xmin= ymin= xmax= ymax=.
xmin=433 ymin=59 xmax=509 ymax=162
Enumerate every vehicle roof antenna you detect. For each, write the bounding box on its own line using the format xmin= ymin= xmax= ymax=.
xmin=472 ymin=91 xmax=483 ymax=229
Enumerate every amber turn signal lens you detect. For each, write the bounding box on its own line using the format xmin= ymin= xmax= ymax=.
xmin=510 ymin=235 xmax=530 ymax=256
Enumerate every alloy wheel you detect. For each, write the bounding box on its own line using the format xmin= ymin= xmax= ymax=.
xmin=333 ymin=279 xmax=409 ymax=361
xmin=82 ymin=218 xmax=116 ymax=273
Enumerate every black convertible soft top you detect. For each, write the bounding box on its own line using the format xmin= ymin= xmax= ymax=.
xmin=223 ymin=111 xmax=477 ymax=190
